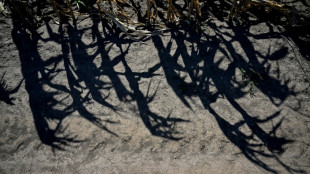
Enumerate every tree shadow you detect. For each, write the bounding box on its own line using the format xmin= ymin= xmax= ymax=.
xmin=151 ymin=17 xmax=305 ymax=172
xmin=10 ymin=18 xmax=124 ymax=150
xmin=10 ymin=13 xmax=188 ymax=150
xmin=60 ymin=20 xmax=121 ymax=136
xmin=120 ymin=44 xmax=189 ymax=140
xmin=8 ymin=0 xmax=308 ymax=172
xmin=11 ymin=22 xmax=82 ymax=150
xmin=91 ymin=17 xmax=189 ymax=140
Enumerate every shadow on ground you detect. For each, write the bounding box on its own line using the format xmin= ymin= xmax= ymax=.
xmin=151 ymin=22 xmax=300 ymax=172
xmin=8 ymin=0 xmax=309 ymax=173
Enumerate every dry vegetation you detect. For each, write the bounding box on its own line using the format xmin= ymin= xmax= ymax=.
xmin=1 ymin=1 xmax=310 ymax=173
xmin=1 ymin=0 xmax=309 ymax=40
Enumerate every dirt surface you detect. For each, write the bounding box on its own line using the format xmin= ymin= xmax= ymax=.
xmin=1 ymin=1 xmax=310 ymax=173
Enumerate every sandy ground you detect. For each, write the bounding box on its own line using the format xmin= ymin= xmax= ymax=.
xmin=0 ymin=1 xmax=310 ymax=173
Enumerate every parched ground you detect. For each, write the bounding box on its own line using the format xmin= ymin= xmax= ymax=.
xmin=0 ymin=3 xmax=310 ymax=173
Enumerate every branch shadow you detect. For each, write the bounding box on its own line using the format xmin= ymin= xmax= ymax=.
xmin=11 ymin=22 xmax=82 ymax=150
xmin=0 ymin=72 xmax=23 ymax=105
xmin=91 ymin=17 xmax=189 ymax=140
xmin=10 ymin=13 xmax=188 ymax=150
xmin=151 ymin=18 xmax=305 ymax=172
xmin=10 ymin=18 xmax=126 ymax=150
xmin=8 ymin=0 xmax=308 ymax=172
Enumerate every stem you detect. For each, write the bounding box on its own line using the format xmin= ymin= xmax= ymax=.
xmin=188 ymin=0 xmax=194 ymax=19
xmin=65 ymin=0 xmax=75 ymax=20
xmin=147 ymin=0 xmax=151 ymax=24
xmin=167 ymin=0 xmax=172 ymax=22
xmin=49 ymin=0 xmax=62 ymax=23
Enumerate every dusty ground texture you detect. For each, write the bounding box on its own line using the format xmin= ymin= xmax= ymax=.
xmin=0 ymin=1 xmax=310 ymax=173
